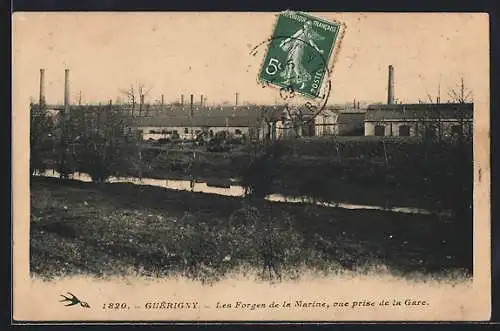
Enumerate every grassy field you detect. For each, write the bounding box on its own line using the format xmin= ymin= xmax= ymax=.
xmin=30 ymin=176 xmax=472 ymax=283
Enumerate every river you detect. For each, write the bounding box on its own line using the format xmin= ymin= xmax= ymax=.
xmin=34 ymin=169 xmax=451 ymax=217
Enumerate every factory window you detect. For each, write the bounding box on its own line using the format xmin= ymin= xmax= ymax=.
xmin=235 ymin=129 xmax=242 ymax=135
xmin=184 ymin=128 xmax=189 ymax=134
xmin=399 ymin=125 xmax=410 ymax=137
xmin=374 ymin=125 xmax=385 ymax=136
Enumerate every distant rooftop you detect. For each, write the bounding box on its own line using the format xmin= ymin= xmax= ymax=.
xmin=131 ymin=105 xmax=285 ymax=127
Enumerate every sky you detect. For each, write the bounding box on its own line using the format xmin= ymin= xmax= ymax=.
xmin=12 ymin=12 xmax=489 ymax=106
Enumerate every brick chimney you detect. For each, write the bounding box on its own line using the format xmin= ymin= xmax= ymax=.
xmin=39 ymin=69 xmax=46 ymax=107
xmin=387 ymin=65 xmax=395 ymax=105
xmin=190 ymin=94 xmax=194 ymax=117
xmin=64 ymin=68 xmax=70 ymax=111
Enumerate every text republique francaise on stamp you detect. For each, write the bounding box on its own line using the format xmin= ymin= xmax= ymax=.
xmin=257 ymin=11 xmax=344 ymax=100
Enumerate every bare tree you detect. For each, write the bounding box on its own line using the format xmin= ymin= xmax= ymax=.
xmin=445 ymin=77 xmax=473 ymax=224
xmin=445 ymin=77 xmax=473 ymax=144
xmin=415 ymin=77 xmax=473 ymax=222
xmin=448 ymin=77 xmax=473 ymax=104
xmin=119 ymin=82 xmax=153 ymax=116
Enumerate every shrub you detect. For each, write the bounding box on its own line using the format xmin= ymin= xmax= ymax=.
xmin=59 ymin=107 xmax=141 ymax=182
xmin=228 ymin=204 xmax=261 ymax=228
xmin=240 ymin=142 xmax=288 ymax=199
xmin=225 ymin=205 xmax=305 ymax=276
xmin=72 ymin=132 xmax=140 ymax=182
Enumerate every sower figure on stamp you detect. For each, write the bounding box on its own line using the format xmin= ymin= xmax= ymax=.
xmin=279 ymin=20 xmax=325 ymax=90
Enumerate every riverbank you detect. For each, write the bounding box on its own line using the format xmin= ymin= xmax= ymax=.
xmin=36 ymin=137 xmax=472 ymax=213
xmin=34 ymin=169 xmax=450 ymax=216
xmin=30 ymin=176 xmax=472 ymax=282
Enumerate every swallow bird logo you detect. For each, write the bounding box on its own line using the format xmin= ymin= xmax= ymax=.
xmin=59 ymin=292 xmax=91 ymax=308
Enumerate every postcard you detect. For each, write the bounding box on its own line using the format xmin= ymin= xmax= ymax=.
xmin=12 ymin=11 xmax=490 ymax=322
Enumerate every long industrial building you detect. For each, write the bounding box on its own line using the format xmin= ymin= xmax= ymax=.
xmin=31 ymin=66 xmax=474 ymax=141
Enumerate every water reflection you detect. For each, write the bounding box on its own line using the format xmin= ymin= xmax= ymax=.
xmin=35 ymin=170 xmax=450 ymax=217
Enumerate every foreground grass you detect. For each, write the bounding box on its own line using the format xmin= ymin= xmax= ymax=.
xmin=30 ymin=177 xmax=472 ymax=283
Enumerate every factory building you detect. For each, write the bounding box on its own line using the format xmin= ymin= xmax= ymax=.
xmin=132 ymin=105 xmax=284 ymax=141
xmin=364 ymin=64 xmax=473 ymax=139
xmin=314 ymin=105 xmax=366 ymax=136
xmin=364 ymin=103 xmax=473 ymax=139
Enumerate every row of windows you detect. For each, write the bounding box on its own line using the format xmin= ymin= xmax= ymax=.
xmin=149 ymin=130 xmax=179 ymax=134
xmin=374 ymin=125 xmax=468 ymax=137
xmin=374 ymin=125 xmax=409 ymax=137
xmin=148 ymin=128 xmax=243 ymax=135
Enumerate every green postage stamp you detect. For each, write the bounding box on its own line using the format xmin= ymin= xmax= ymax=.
xmin=258 ymin=11 xmax=345 ymax=99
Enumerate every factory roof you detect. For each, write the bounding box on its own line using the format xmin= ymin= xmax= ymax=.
xmin=337 ymin=112 xmax=366 ymax=124
xmin=35 ymin=103 xmax=286 ymax=127
xmin=365 ymin=103 xmax=473 ymax=121
xmin=131 ymin=105 xmax=285 ymax=128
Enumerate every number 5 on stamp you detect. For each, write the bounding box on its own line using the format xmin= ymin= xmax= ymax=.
xmin=258 ymin=11 xmax=345 ymax=99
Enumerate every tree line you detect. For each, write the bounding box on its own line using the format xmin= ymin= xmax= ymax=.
xmin=30 ymin=102 xmax=142 ymax=182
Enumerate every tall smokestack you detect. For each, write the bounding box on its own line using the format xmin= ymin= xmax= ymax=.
xmin=387 ymin=65 xmax=394 ymax=105
xmin=64 ymin=69 xmax=70 ymax=111
xmin=39 ymin=69 xmax=46 ymax=107
xmin=161 ymin=94 xmax=164 ymax=105
xmin=235 ymin=92 xmax=239 ymax=107
xmin=181 ymin=94 xmax=184 ymax=105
